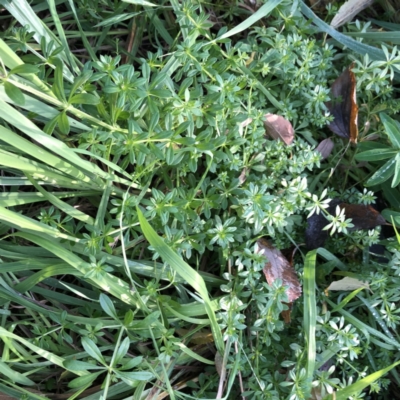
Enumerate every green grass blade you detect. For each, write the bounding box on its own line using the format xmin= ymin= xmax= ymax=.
xmin=216 ymin=0 xmax=285 ymax=40
xmin=303 ymin=250 xmax=317 ymax=384
xmin=0 ymin=85 xmax=90 ymax=132
xmin=0 ymin=327 xmax=89 ymax=377
xmin=327 ymin=299 xmax=400 ymax=349
xmin=366 ymin=157 xmax=397 ymax=187
xmin=0 ymin=122 xmax=91 ymax=184
xmin=47 ymin=0 xmax=80 ymax=73
xmin=325 ymin=360 xmax=400 ymax=400
xmin=344 ymin=31 xmax=400 ymax=45
xmin=0 ymin=39 xmax=54 ymax=97
xmin=175 ymin=342 xmax=214 ymax=365
xmin=0 ymin=205 xmax=80 ymax=242
xmin=0 ymin=383 xmax=49 ymax=400
xmin=0 ymin=361 xmax=34 ymax=386
xmin=66 ymin=0 xmax=98 ymax=62
xmin=300 ymin=2 xmax=385 ymax=61
xmin=0 ymin=0 xmax=74 ymax=82
xmin=0 ymin=99 xmax=112 ymax=181
xmin=0 ymin=190 xmax=96 ymax=207
xmin=136 ymin=206 xmax=224 ymax=353
xmin=13 ymin=232 xmax=145 ymax=310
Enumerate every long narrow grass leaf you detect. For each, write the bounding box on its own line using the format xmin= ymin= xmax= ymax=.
xmin=216 ymin=0 xmax=285 ymax=40
xmin=300 ymin=2 xmax=385 ymax=61
xmin=326 ymin=360 xmax=400 ymax=400
xmin=303 ymin=250 xmax=317 ymax=384
xmin=136 ymin=206 xmax=224 ymax=353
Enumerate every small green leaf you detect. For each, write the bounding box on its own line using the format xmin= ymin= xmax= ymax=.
xmin=115 ymin=370 xmax=153 ymax=383
xmin=4 ymin=81 xmax=25 ymax=105
xmin=365 ymin=157 xmax=397 ymax=187
xmin=68 ymin=371 xmax=104 ymax=389
xmin=82 ymin=337 xmax=105 ymax=364
xmin=382 ymin=209 xmax=400 ymax=226
xmin=119 ymin=356 xmax=143 ymax=371
xmin=52 ymin=58 xmax=66 ymax=102
xmin=165 ymin=146 xmax=175 ymax=165
xmin=99 ymin=293 xmax=119 ymax=320
xmin=69 ymin=71 xmax=93 ymax=98
xmin=380 ymin=113 xmax=400 ymax=149
xmin=9 ymin=64 xmax=40 ymax=75
xmin=124 ymin=309 xmax=134 ymax=326
xmin=69 ymin=93 xmax=100 ymax=105
xmin=114 ymin=337 xmax=130 ymax=366
xmin=58 ymin=111 xmax=70 ymax=134
xmin=43 ymin=114 xmax=60 ymax=135
xmin=63 ymin=359 xmax=104 ymax=371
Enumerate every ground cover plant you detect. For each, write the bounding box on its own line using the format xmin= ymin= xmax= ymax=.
xmin=1 ymin=0 xmax=400 ymax=399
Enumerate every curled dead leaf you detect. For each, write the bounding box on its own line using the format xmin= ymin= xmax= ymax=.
xmin=264 ymin=114 xmax=295 ymax=145
xmin=215 ymin=351 xmax=224 ymax=377
xmin=256 ymin=238 xmax=301 ymax=302
xmin=315 ymin=138 xmax=334 ymax=160
xmin=327 ymin=276 xmax=370 ymax=291
xmin=331 ymin=0 xmax=375 ymax=28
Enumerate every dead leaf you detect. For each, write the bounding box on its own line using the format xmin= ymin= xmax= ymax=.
xmin=306 ymin=200 xmax=385 ymax=250
xmin=264 ymin=114 xmax=295 ymax=145
xmin=331 ymin=0 xmax=375 ymax=28
xmin=256 ymin=238 xmax=301 ymax=302
xmin=339 ymin=203 xmax=386 ymax=230
xmin=306 ymin=199 xmax=341 ymax=250
xmin=215 ymin=351 xmax=224 ymax=377
xmin=327 ymin=276 xmax=369 ymax=291
xmin=316 ymin=138 xmax=334 ymax=159
xmin=326 ymin=64 xmax=358 ymax=144
xmin=310 ymin=386 xmax=323 ymax=400
xmin=238 ymin=167 xmax=248 ymax=185
xmin=281 ymin=306 xmax=292 ymax=323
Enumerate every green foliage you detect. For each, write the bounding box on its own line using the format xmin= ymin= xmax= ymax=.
xmin=0 ymin=0 xmax=400 ymax=399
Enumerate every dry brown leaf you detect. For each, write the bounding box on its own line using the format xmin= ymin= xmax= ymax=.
xmin=256 ymin=238 xmax=302 ymax=302
xmin=339 ymin=203 xmax=386 ymax=230
xmin=331 ymin=0 xmax=375 ymax=28
xmin=315 ymin=138 xmax=335 ymax=159
xmin=281 ymin=306 xmax=292 ymax=324
xmin=238 ymin=167 xmax=248 ymax=185
xmin=325 ymin=64 xmax=358 ymax=144
xmin=310 ymin=386 xmax=323 ymax=400
xmin=306 ymin=201 xmax=386 ymax=250
xmin=327 ymin=276 xmax=369 ymax=291
xmin=215 ymin=351 xmax=224 ymax=377
xmin=264 ymin=114 xmax=295 ymax=145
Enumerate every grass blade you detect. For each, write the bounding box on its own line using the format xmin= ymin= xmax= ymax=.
xmin=303 ymin=250 xmax=317 ymax=384
xmin=326 ymin=360 xmax=400 ymax=400
xmin=300 ymin=2 xmax=385 ymax=61
xmin=216 ymin=0 xmax=285 ymax=40
xmin=136 ymin=206 xmax=224 ymax=353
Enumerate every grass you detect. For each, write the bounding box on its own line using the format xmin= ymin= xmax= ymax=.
xmin=1 ymin=0 xmax=400 ymax=399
